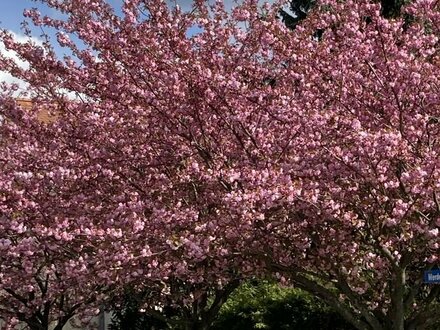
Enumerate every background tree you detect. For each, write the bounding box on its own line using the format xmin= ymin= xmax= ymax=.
xmin=280 ymin=0 xmax=410 ymax=30
xmin=212 ymin=280 xmax=354 ymax=330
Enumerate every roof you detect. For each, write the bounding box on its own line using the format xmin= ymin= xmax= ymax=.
xmin=16 ymin=98 xmax=56 ymax=123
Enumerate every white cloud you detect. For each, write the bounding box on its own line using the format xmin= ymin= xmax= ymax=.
xmin=0 ymin=31 xmax=42 ymax=95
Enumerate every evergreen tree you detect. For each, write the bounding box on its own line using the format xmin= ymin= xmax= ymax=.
xmin=280 ymin=0 xmax=410 ymax=30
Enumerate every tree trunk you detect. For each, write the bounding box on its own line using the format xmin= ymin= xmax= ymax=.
xmin=27 ymin=323 xmax=47 ymax=330
xmin=26 ymin=317 xmax=48 ymax=330
xmin=53 ymin=323 xmax=66 ymax=330
xmin=391 ymin=267 xmax=406 ymax=330
xmin=183 ymin=320 xmax=210 ymax=330
xmin=26 ymin=316 xmax=70 ymax=330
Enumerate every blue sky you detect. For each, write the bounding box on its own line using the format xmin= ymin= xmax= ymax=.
xmin=0 ymin=0 xmax=211 ymax=63
xmin=0 ymin=0 xmax=125 ymax=35
xmin=0 ymin=1 xmax=48 ymax=90
xmin=0 ymin=1 xmax=42 ymax=33
xmin=0 ymin=0 xmax=202 ymax=91
xmin=0 ymin=0 xmax=202 ymax=45
xmin=0 ymin=0 xmax=125 ymax=91
xmin=0 ymin=0 xmax=263 ymax=91
xmin=0 ymin=0 xmax=209 ymax=30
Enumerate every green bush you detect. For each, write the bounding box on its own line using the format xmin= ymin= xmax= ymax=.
xmin=211 ymin=280 xmax=354 ymax=330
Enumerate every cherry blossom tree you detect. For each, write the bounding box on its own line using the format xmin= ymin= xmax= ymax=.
xmin=0 ymin=0 xmax=439 ymax=330
xmin=248 ymin=1 xmax=440 ymax=329
xmin=0 ymin=95 xmax=145 ymax=329
xmin=0 ymin=0 xmax=263 ymax=328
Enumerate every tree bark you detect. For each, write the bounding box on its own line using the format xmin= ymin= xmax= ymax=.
xmin=390 ymin=267 xmax=406 ymax=330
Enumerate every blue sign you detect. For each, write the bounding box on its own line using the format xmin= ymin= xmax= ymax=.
xmin=424 ymin=269 xmax=440 ymax=283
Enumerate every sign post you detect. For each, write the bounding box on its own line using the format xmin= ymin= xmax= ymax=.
xmin=424 ymin=269 xmax=440 ymax=284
